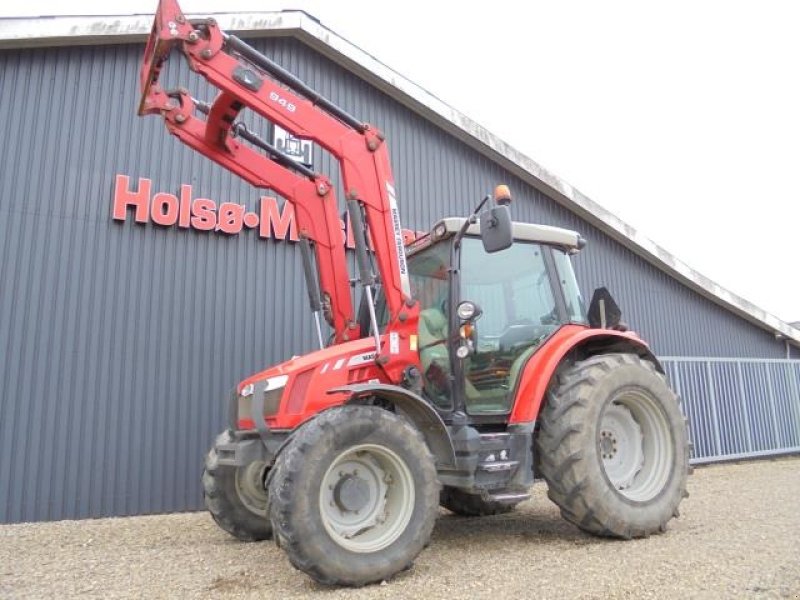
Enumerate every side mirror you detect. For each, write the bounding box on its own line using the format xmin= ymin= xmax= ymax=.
xmin=480 ymin=205 xmax=513 ymax=253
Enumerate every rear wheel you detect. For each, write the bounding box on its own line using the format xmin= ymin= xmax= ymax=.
xmin=202 ymin=430 xmax=272 ymax=541
xmin=536 ymin=353 xmax=689 ymax=538
xmin=268 ymin=406 xmax=440 ymax=586
xmin=440 ymin=487 xmax=519 ymax=517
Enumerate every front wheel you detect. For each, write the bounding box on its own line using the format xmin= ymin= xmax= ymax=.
xmin=202 ymin=430 xmax=272 ymax=541
xmin=268 ymin=406 xmax=440 ymax=586
xmin=536 ymin=353 xmax=689 ymax=538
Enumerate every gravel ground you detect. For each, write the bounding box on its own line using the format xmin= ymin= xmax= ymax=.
xmin=2 ymin=457 xmax=799 ymax=599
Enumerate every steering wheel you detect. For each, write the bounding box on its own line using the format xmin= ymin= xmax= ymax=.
xmin=540 ymin=307 xmax=559 ymax=326
xmin=507 ymin=318 xmax=537 ymax=327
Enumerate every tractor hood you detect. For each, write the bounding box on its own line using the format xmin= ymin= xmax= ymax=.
xmin=235 ymin=337 xmax=388 ymax=431
xmin=238 ymin=337 xmax=380 ymax=391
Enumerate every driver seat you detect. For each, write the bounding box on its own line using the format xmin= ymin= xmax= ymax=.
xmin=418 ymin=308 xmax=485 ymax=405
xmin=418 ymin=309 xmax=449 ymax=373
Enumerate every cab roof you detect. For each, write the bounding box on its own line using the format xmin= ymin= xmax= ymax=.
xmin=432 ymin=217 xmax=585 ymax=251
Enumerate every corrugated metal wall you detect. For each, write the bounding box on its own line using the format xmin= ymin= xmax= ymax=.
xmin=662 ymin=358 xmax=800 ymax=463
xmin=0 ymin=38 xmax=790 ymax=523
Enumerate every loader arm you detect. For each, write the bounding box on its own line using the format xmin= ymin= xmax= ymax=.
xmin=138 ymin=0 xmax=413 ymax=347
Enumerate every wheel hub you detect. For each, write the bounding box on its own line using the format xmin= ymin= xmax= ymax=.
xmin=599 ymin=402 xmax=644 ymax=490
xmin=321 ymin=455 xmax=389 ymax=539
xmin=599 ymin=430 xmax=618 ymax=458
xmin=234 ymin=461 xmax=269 ymax=516
xmin=334 ymin=474 xmax=371 ymax=512
xmin=319 ymin=444 xmax=415 ymax=553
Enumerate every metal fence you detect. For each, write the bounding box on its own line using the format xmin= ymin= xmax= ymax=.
xmin=661 ymin=358 xmax=800 ymax=464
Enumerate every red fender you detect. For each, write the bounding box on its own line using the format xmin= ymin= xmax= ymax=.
xmin=509 ymin=325 xmax=657 ymax=424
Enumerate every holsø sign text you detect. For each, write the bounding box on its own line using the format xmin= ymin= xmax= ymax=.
xmin=112 ymin=174 xmax=421 ymax=246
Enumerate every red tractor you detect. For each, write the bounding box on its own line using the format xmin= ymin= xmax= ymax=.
xmin=139 ymin=0 xmax=689 ymax=586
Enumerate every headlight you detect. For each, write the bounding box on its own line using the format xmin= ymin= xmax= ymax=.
xmin=457 ymin=300 xmax=480 ymax=321
xmin=238 ymin=375 xmax=289 ymax=425
xmin=264 ymin=375 xmax=289 ymax=391
xmin=261 ymin=375 xmax=289 ymax=417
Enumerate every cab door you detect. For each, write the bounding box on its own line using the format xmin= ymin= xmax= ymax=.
xmin=458 ymin=239 xmax=560 ymax=414
xmin=406 ymin=241 xmax=454 ymax=408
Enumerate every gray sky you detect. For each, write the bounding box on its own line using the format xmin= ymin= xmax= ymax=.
xmin=5 ymin=1 xmax=798 ymax=323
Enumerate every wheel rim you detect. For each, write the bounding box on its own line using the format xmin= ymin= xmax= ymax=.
xmin=599 ymin=389 xmax=674 ymax=502
xmin=319 ymin=444 xmax=415 ymax=553
xmin=234 ymin=461 xmax=269 ymax=516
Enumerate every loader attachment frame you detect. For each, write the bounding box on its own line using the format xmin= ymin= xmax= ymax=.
xmin=138 ymin=0 xmax=417 ymax=366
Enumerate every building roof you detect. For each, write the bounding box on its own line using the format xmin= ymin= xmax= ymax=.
xmin=1 ymin=11 xmax=798 ymax=346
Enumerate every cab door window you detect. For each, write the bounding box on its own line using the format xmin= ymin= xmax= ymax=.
xmin=460 ymin=239 xmax=559 ymax=414
xmin=408 ymin=242 xmax=452 ymax=408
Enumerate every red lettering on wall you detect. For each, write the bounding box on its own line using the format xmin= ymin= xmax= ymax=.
xmin=112 ymin=175 xmax=150 ymax=223
xmin=243 ymin=212 xmax=259 ymax=228
xmin=111 ymin=173 xmax=427 ymax=247
xmin=151 ymin=192 xmax=179 ymax=226
xmin=191 ymin=199 xmax=216 ymax=231
xmin=178 ymin=184 xmax=192 ymax=228
xmin=340 ymin=213 xmax=378 ymax=250
xmin=259 ymin=197 xmax=298 ymax=241
xmin=217 ymin=203 xmax=245 ymax=235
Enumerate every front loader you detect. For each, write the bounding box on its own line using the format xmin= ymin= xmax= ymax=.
xmin=137 ymin=0 xmax=690 ymax=586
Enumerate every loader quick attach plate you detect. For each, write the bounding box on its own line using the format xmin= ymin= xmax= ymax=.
xmin=137 ymin=0 xmax=194 ymax=116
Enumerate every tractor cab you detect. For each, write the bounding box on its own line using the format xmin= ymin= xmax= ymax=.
xmin=373 ymin=215 xmax=589 ymax=419
xmin=456 ymin=235 xmax=584 ymax=415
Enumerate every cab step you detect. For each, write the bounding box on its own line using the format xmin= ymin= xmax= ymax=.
xmin=478 ymin=460 xmax=519 ymax=473
xmin=487 ymin=491 xmax=531 ymax=504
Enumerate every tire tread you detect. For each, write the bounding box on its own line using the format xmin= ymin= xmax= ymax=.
xmin=535 ymin=353 xmax=690 ymax=538
xmin=202 ymin=430 xmax=272 ymax=542
xmin=269 ymin=406 xmax=440 ymax=586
